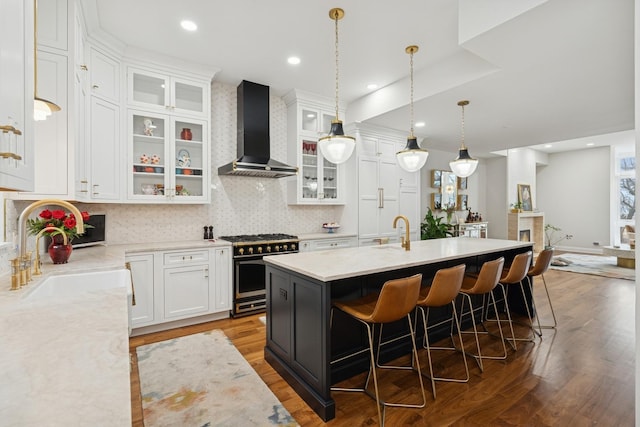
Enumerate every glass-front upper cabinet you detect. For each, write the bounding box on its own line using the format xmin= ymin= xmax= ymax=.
xmin=300 ymin=139 xmax=339 ymax=201
xmin=128 ymin=110 xmax=209 ymax=203
xmin=127 ymin=67 xmax=209 ymax=118
xmin=285 ymin=90 xmax=345 ymax=205
xmin=301 ymin=108 xmax=335 ymax=135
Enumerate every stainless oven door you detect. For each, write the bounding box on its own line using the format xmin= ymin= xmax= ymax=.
xmin=235 ymin=257 xmax=266 ymax=299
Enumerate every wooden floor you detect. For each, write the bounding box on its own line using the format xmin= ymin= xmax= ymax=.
xmin=129 ymin=268 xmax=635 ymax=426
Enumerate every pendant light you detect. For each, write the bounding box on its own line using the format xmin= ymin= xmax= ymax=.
xmin=449 ymin=100 xmax=478 ymax=178
xmin=396 ymin=45 xmax=428 ymax=172
xmin=317 ymin=8 xmax=355 ymax=165
xmin=33 ymin=0 xmax=61 ymax=121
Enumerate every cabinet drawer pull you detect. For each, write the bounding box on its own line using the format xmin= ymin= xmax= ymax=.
xmin=0 ymin=125 xmax=22 ymax=135
xmin=92 ymin=84 xmax=99 ymax=89
xmin=0 ymin=152 xmax=22 ymax=160
xmin=80 ymin=64 xmax=88 ymax=71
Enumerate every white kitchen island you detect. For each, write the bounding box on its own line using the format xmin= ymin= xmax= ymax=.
xmin=263 ymin=238 xmax=533 ymax=421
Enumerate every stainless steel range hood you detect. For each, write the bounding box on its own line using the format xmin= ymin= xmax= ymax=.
xmin=218 ymin=80 xmax=298 ymax=178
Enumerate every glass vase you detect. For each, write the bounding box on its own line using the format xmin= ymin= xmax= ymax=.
xmin=48 ymin=236 xmax=73 ymax=264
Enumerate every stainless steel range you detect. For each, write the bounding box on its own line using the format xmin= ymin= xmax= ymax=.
xmin=220 ymin=233 xmax=299 ymax=317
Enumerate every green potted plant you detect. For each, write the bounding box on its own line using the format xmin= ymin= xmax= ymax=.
xmin=544 ymin=224 xmax=573 ymax=249
xmin=421 ymin=208 xmax=453 ymax=240
xmin=510 ymin=202 xmax=523 ymax=213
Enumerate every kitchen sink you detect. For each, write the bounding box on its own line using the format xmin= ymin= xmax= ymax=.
xmin=25 ymin=269 xmax=132 ymax=302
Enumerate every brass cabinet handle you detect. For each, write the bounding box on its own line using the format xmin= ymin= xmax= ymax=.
xmin=0 ymin=152 xmax=22 ymax=160
xmin=0 ymin=125 xmax=22 ymax=135
xmin=80 ymin=65 xmax=88 ymax=71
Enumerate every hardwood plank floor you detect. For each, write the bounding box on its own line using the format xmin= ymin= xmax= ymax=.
xmin=129 ymin=268 xmax=635 ymax=426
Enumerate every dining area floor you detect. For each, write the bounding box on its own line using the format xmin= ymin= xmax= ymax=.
xmin=129 ymin=267 xmax=635 ymax=426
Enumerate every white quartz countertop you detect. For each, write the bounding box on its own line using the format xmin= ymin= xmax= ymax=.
xmin=0 ymin=239 xmax=231 ymax=426
xmin=264 ymin=238 xmax=532 ymax=282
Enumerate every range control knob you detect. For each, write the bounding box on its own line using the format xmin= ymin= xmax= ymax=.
xmin=257 ymin=246 xmax=263 ymax=254
xmin=283 ymin=244 xmax=288 ymax=251
xmin=291 ymin=243 xmax=296 ymax=251
xmin=248 ymin=247 xmax=253 ymax=255
xmin=238 ymin=248 xmax=244 ymax=255
xmin=266 ymin=246 xmax=271 ymax=252
xmin=274 ymin=245 xmax=280 ymax=251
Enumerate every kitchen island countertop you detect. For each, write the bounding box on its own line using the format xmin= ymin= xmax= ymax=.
xmin=264 ymin=237 xmax=532 ymax=282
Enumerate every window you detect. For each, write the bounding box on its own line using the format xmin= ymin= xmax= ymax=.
xmin=613 ymin=147 xmax=635 ymax=245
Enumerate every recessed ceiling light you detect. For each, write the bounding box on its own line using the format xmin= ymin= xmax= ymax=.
xmin=587 ymin=142 xmax=595 ymax=146
xmin=415 ymin=121 xmax=426 ymax=128
xmin=287 ymin=56 xmax=301 ymax=65
xmin=544 ymin=144 xmax=552 ymax=148
xmin=180 ymin=20 xmax=197 ymax=31
xmin=367 ymin=83 xmax=378 ymax=90
xmin=306 ymin=113 xmax=316 ymax=118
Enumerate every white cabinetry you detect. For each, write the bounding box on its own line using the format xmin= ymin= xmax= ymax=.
xmin=89 ymin=48 xmax=119 ymax=103
xmin=127 ymin=110 xmax=209 ymax=202
xmin=125 ymin=65 xmax=212 ymax=203
xmin=285 ymin=90 xmax=346 ymax=205
xmin=127 ymin=253 xmax=155 ymax=327
xmin=214 ymin=247 xmax=231 ymax=311
xmin=350 ymin=124 xmax=421 ymax=246
xmin=163 ymin=251 xmax=211 ymax=320
xmin=299 ymin=236 xmax=357 ymax=252
xmin=84 ymin=97 xmax=120 ymax=200
xmin=127 ymin=67 xmax=210 ymax=119
xmin=128 ymin=245 xmax=232 ymax=334
xmin=0 ymin=0 xmax=34 ymax=191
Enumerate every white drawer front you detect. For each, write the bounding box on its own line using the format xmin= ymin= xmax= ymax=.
xmin=163 ymin=250 xmax=209 ymax=265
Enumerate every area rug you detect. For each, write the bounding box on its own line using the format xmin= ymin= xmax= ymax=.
xmin=549 ymin=253 xmax=635 ymax=281
xmin=136 ymin=330 xmax=298 ymax=427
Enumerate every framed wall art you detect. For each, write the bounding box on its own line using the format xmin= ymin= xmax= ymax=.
xmin=517 ymin=184 xmax=533 ymax=211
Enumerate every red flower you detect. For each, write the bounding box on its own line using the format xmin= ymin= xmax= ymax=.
xmin=51 ymin=210 xmax=66 ymax=220
xmin=39 ymin=209 xmax=53 ymax=219
xmin=81 ymin=211 xmax=90 ymax=222
xmin=64 ymin=217 xmax=77 ymax=229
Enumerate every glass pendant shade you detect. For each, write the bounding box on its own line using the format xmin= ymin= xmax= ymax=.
xmin=33 ymin=97 xmax=60 ymax=121
xmin=450 ymin=147 xmax=478 ymax=178
xmin=450 ymin=99 xmax=477 ymax=178
xmin=318 ymin=120 xmax=355 ymax=164
xmin=397 ymin=136 xmax=428 ymax=172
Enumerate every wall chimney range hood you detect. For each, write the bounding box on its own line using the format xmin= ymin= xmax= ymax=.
xmin=218 ymin=80 xmax=298 ymax=178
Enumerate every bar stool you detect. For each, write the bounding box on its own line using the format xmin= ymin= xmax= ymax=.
xmin=415 ymin=264 xmax=469 ymax=398
xmin=496 ymin=251 xmax=535 ymax=344
xmin=526 ymin=248 xmax=556 ymax=332
xmin=331 ymin=273 xmax=426 ymax=426
xmin=457 ymin=257 xmax=508 ymax=372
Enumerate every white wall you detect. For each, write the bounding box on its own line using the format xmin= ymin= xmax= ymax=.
xmin=536 ymin=146 xmax=610 ymax=251
xmin=485 ymin=156 xmax=507 ymax=239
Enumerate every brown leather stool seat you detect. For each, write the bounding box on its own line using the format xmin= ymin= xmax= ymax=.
xmin=495 ymin=251 xmax=535 ymax=345
xmin=457 ymin=257 xmax=509 ymax=372
xmin=526 ymin=248 xmax=556 ymax=332
xmin=416 ymin=264 xmax=469 ymax=398
xmin=331 ymin=273 xmax=426 ymax=426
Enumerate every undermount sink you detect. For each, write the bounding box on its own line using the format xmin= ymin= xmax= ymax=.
xmin=25 ymin=269 xmax=132 ymax=302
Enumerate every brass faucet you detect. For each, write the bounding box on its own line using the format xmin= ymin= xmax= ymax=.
xmin=393 ymin=215 xmax=411 ymax=251
xmin=33 ymin=226 xmax=68 ymax=276
xmin=11 ymin=199 xmax=84 ymax=290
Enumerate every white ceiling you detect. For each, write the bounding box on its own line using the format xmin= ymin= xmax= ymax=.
xmin=83 ymin=0 xmax=634 ymax=157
